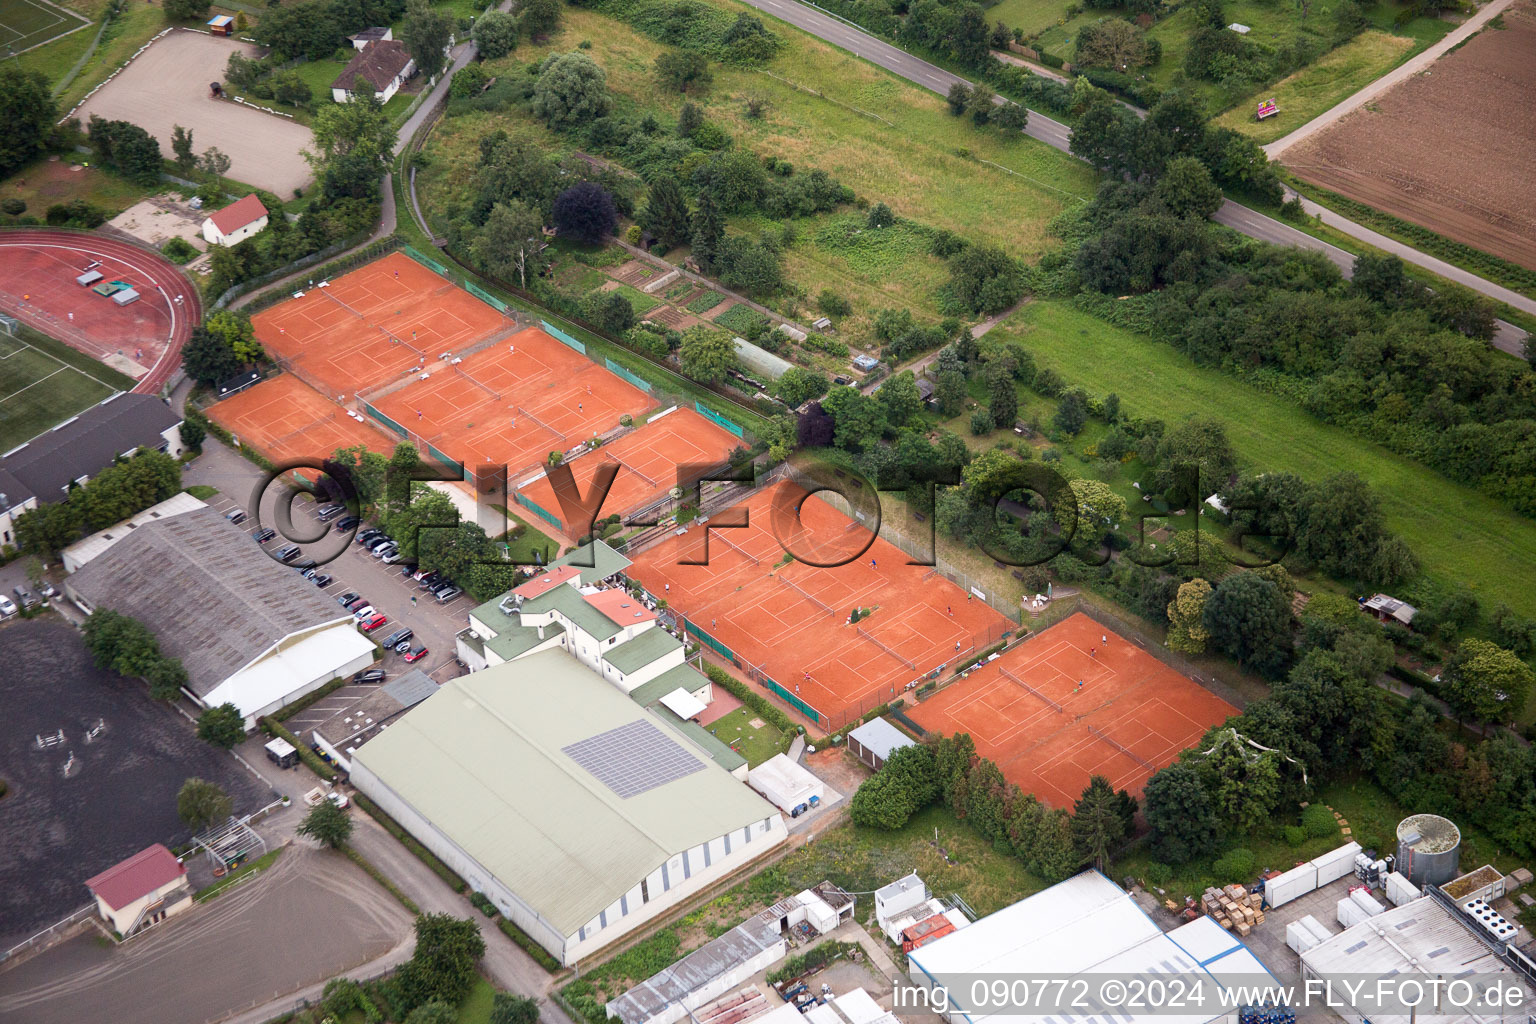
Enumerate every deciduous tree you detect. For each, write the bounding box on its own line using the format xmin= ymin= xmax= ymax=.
xmin=0 ymin=66 xmax=55 ymax=177
xmin=177 ymin=778 xmax=233 ymax=832
xmin=402 ymin=0 xmax=454 ymax=79
xmin=532 ymin=52 xmax=612 ymax=129
xmin=196 ymin=703 xmax=245 ymax=749
xmin=297 ymin=799 xmax=355 ymax=848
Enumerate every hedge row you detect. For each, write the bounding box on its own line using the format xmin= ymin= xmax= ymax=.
xmin=184 ymin=404 xmax=277 ymax=473
xmin=343 ymin=846 xmax=421 ymax=915
xmin=702 ymin=663 xmax=797 ymax=736
xmin=498 ymin=917 xmax=562 ymax=973
xmin=351 ymin=792 xmax=468 ymax=894
xmin=1299 ymin=183 xmax=1536 ymax=298
xmin=260 ymin=717 xmax=341 ymax=782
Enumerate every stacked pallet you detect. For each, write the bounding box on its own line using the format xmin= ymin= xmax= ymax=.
xmin=1200 ymin=886 xmax=1267 ymax=934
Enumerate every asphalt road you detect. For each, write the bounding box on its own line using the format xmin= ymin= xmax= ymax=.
xmin=733 ymin=0 xmax=1531 ymax=355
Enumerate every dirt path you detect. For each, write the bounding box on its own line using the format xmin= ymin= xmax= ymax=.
xmin=1264 ymin=0 xmax=1516 ymax=158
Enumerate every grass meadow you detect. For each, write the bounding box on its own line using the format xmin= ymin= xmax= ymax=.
xmin=989 ymin=300 xmax=1536 ymax=620
xmin=0 ymin=322 xmax=133 ymax=450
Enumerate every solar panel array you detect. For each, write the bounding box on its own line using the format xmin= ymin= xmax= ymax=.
xmin=562 ymin=719 xmax=705 ymax=799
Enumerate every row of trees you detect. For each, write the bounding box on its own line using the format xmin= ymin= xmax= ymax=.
xmin=14 ymin=449 xmax=183 ymax=558
xmin=852 ymin=736 xmax=1140 ymax=880
xmin=82 ymin=608 xmax=190 ymax=701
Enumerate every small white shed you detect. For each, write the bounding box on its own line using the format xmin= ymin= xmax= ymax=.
xmin=747 ymin=753 xmax=824 ymax=814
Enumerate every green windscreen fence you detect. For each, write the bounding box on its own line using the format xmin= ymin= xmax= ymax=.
xmin=515 ymin=491 xmax=563 ymax=530
xmin=605 ymin=358 xmax=653 ymax=393
xmin=695 ymin=401 xmax=745 ymax=438
xmin=363 ymin=401 xmax=408 ymax=438
xmin=403 ymin=244 xmax=450 ymax=278
xmin=426 ymin=443 xmax=465 ymax=480
xmin=763 ymin=676 xmax=823 ymax=724
xmin=541 ymin=320 xmax=586 ymax=354
xmin=466 ymin=280 xmax=508 ymax=313
xmin=684 ymin=620 xmax=736 ymax=664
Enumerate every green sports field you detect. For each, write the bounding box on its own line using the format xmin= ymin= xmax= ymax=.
xmin=0 ymin=324 xmax=133 ymax=451
xmin=0 ymin=0 xmax=89 ymax=58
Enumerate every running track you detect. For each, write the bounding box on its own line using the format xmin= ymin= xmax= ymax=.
xmin=0 ymin=230 xmax=200 ymax=395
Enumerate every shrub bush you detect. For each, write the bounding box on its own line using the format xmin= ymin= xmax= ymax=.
xmin=1284 ymin=825 xmax=1307 ymax=847
xmin=1145 ymin=861 xmax=1172 ymax=886
xmin=1302 ymin=803 xmax=1337 ymax=839
xmin=1212 ymin=848 xmax=1256 ymax=883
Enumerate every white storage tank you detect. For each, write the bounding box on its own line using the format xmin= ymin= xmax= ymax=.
xmin=1266 ymin=862 xmax=1319 ymax=908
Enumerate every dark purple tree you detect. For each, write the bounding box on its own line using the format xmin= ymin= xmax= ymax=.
xmin=797 ymin=402 xmax=834 ymax=447
xmin=551 ymin=181 xmax=617 ymax=245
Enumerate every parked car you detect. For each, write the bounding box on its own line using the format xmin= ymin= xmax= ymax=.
xmin=13 ymin=586 xmax=36 ymax=609
xmin=353 ymin=668 xmax=386 ymax=683
xmin=293 ymin=558 xmax=318 ymax=571
xmin=399 ymin=563 xmax=418 ymax=577
xmin=337 ymin=591 xmax=361 ymax=607
xmin=0 ymin=595 xmax=17 ymax=618
xmin=224 ymin=508 xmax=247 ymax=524
xmin=411 ymin=567 xmax=432 ymax=582
xmin=334 ymin=516 xmax=361 ymax=532
xmin=364 ymin=536 xmax=394 ymax=554
xmin=402 ymin=645 xmax=429 ymax=663
xmin=379 ymin=628 xmax=411 ymax=648
xmin=344 ymin=596 xmax=370 ymax=612
xmin=253 ymin=527 xmax=276 ymax=543
xmin=434 ymin=586 xmax=463 ymax=603
xmin=359 ymin=613 xmax=389 ymax=632
xmin=317 ymin=503 xmax=345 ymax=521
xmin=380 ymin=549 xmax=404 ymax=564
xmin=275 ymin=544 xmax=301 ymax=562
xmin=418 ymin=572 xmax=443 ymax=591
xmin=356 ymin=529 xmax=384 ymax=546
xmin=38 ymin=581 xmax=56 ymax=599
xmin=311 ymin=573 xmax=333 ymax=588
xmin=351 ymin=604 xmax=376 ymax=621
xmin=393 ymin=638 xmax=413 ymax=653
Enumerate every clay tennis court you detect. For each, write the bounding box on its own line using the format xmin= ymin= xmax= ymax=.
xmin=253 ymin=251 xmax=512 ymax=398
xmin=627 ymin=482 xmax=1015 ymax=731
xmin=374 ymin=324 xmax=654 ymax=474
xmin=207 ymin=374 xmax=395 ymax=464
xmin=511 ymin=407 xmax=743 ymax=542
xmin=909 ymin=612 xmax=1237 ymax=807
xmin=0 ymin=230 xmax=198 ymax=390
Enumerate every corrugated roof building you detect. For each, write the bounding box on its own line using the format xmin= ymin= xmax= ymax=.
xmin=349 ymin=649 xmax=787 ymax=965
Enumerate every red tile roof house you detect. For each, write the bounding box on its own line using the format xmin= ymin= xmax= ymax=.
xmin=201 ymin=193 xmax=269 ymax=247
xmin=331 ymin=39 xmax=416 ymax=104
xmin=84 ymin=844 xmax=192 ymax=938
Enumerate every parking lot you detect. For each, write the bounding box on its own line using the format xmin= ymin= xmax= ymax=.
xmin=188 ymin=442 xmax=473 ymax=687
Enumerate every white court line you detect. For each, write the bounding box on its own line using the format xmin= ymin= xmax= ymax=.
xmin=0 ymin=366 xmax=68 ymax=404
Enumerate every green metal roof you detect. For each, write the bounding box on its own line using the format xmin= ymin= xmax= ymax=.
xmin=551 ymin=539 xmax=632 ymax=586
xmin=353 ymin=649 xmax=778 ymax=936
xmin=664 ymin=719 xmax=747 ymax=773
xmin=486 ymin=621 xmax=562 ymax=660
xmin=521 ymin=585 xmax=621 ymax=641
xmin=627 ymin=663 xmax=713 ymax=708
xmin=603 ymin=628 xmax=682 ymax=674
xmin=469 ymin=594 xmax=519 ymax=636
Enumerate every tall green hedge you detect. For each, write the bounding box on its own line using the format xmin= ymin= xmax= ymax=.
xmin=702 ymin=663 xmax=797 ymax=736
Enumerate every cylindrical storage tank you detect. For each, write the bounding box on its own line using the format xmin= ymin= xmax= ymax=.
xmin=1396 ymin=814 xmax=1461 ymax=888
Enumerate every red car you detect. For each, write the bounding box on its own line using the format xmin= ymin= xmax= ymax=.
xmin=359 ymin=613 xmax=389 ymax=632
xmin=402 ymin=645 xmax=429 ymax=663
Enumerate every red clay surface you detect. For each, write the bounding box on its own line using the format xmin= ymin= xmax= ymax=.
xmin=511 ymin=407 xmax=742 ymax=541
xmin=252 ymin=251 xmax=511 ymax=398
xmin=909 ymin=612 xmax=1237 ymax=807
xmin=206 ymin=374 xmax=395 ymax=464
xmin=627 ymin=483 xmax=1016 ymax=731
xmin=375 ymin=325 xmax=654 ymax=474
xmin=0 ymin=230 xmax=200 ymax=393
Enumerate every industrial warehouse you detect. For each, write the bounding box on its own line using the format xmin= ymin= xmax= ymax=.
xmin=349 ymin=650 xmax=789 ymax=965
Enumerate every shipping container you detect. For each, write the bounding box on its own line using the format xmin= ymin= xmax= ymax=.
xmin=1266 ymin=862 xmax=1319 ymax=908
xmin=1350 ymin=888 xmax=1385 ymax=918
xmin=1385 ymin=871 xmax=1420 ymax=906
xmin=1298 ymin=914 xmax=1333 ymax=946
xmin=1310 ymin=841 xmax=1363 ymax=886
xmin=1338 ymin=896 xmax=1369 ymax=928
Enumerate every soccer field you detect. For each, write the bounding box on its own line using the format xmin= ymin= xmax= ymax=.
xmin=0 ymin=0 xmax=90 ymax=57
xmin=0 ymin=325 xmax=132 ymax=452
